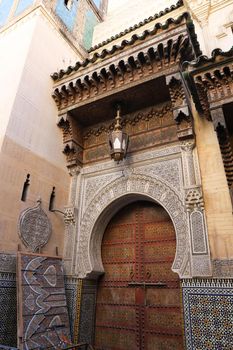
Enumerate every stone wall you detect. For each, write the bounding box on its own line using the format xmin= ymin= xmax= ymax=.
xmin=93 ymin=0 xmax=233 ymax=56
xmin=192 ymin=104 xmax=233 ymax=261
xmin=0 ymin=9 xmax=80 ymax=256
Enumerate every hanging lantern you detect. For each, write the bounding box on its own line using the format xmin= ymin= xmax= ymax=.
xmin=108 ymin=105 xmax=129 ymax=162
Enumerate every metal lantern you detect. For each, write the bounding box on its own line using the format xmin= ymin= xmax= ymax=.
xmin=109 ymin=105 xmax=129 ymax=162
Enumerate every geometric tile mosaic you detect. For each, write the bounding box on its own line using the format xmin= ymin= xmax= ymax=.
xmin=182 ymin=279 xmax=233 ymax=350
xmin=17 ymin=253 xmax=71 ymax=350
xmin=79 ymin=280 xmax=97 ymax=345
xmin=0 ymin=273 xmax=17 ymax=347
xmin=65 ymin=277 xmax=79 ymax=341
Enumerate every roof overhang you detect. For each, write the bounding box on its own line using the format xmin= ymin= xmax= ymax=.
xmin=52 ymin=12 xmax=201 ymax=127
xmin=68 ymin=75 xmax=169 ymax=127
xmin=183 ymin=47 xmax=233 ymax=119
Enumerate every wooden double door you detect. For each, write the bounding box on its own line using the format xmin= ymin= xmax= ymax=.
xmin=95 ymin=201 xmax=184 ymax=350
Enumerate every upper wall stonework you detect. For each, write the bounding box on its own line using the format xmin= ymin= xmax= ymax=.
xmin=93 ymin=0 xmax=233 ymax=56
xmin=92 ymin=0 xmax=183 ymax=49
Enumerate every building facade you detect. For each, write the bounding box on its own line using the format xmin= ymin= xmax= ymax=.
xmin=0 ymin=0 xmax=233 ymax=349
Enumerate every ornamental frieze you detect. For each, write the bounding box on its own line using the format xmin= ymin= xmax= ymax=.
xmin=83 ymin=104 xmax=172 ymax=140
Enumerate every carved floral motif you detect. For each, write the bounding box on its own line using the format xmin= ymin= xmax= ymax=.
xmin=18 ymin=200 xmax=52 ymax=252
xmin=76 ymin=174 xmax=192 ymax=279
xmin=83 ymin=104 xmax=172 ymax=140
xmin=185 ymin=187 xmax=204 ymax=211
xmin=64 ymin=207 xmax=77 ymax=225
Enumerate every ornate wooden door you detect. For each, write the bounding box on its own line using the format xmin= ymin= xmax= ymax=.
xmin=95 ymin=201 xmax=184 ymax=350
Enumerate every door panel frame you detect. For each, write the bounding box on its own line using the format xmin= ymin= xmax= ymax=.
xmin=76 ymin=174 xmax=212 ymax=280
xmin=95 ymin=201 xmax=184 ymax=350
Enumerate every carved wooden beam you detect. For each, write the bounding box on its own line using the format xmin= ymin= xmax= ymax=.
xmin=194 ymin=65 xmax=233 ymax=109
xmin=57 ymin=114 xmax=84 ymax=167
xmin=183 ymin=48 xmax=233 ymax=119
xmin=52 ymin=18 xmax=197 ymax=112
xmin=166 ymin=72 xmax=194 ymax=140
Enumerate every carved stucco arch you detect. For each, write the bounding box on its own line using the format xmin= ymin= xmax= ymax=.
xmin=76 ymin=173 xmax=192 ymax=279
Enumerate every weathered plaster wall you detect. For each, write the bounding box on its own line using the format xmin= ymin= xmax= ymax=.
xmin=184 ymin=0 xmax=233 ymax=56
xmin=93 ymin=0 xmax=233 ymax=56
xmin=0 ymin=138 xmax=69 ymax=254
xmin=0 ymin=8 xmax=81 ymax=256
xmin=192 ymin=104 xmax=233 ymax=260
xmin=5 ymin=11 xmax=78 ymax=165
xmin=92 ymin=0 xmax=182 ymax=49
xmin=0 ymin=12 xmax=35 ymax=151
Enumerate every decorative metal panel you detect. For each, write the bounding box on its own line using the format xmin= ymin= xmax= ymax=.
xmin=17 ymin=253 xmax=71 ymax=350
xmin=95 ymin=202 xmax=184 ymax=350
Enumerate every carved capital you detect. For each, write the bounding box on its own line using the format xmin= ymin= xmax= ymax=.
xmin=68 ymin=165 xmax=81 ymax=177
xmin=181 ymin=139 xmax=196 ymax=187
xmin=181 ymin=139 xmax=195 ymax=152
xmin=64 ymin=207 xmax=78 ymax=225
xmin=185 ymin=186 xmax=204 ymax=212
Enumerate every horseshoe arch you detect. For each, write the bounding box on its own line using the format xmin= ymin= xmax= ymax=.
xmin=75 ymin=173 xmax=194 ymax=279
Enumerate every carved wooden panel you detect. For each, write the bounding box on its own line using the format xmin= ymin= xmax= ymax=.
xmin=82 ymin=105 xmax=178 ymax=164
xmin=95 ymin=201 xmax=184 ymax=350
xmin=17 ymin=253 xmax=71 ymax=350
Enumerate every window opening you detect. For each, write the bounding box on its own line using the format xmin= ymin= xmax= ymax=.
xmin=49 ymin=187 xmax=56 ymax=211
xmin=64 ymin=0 xmax=73 ymax=10
xmin=21 ymin=174 xmax=30 ymax=201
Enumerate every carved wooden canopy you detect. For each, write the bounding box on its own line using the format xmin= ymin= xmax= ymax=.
xmin=52 ymin=13 xmax=201 ymax=114
xmin=51 ymin=12 xmax=202 ymax=168
xmin=183 ymin=47 xmax=233 ymax=119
